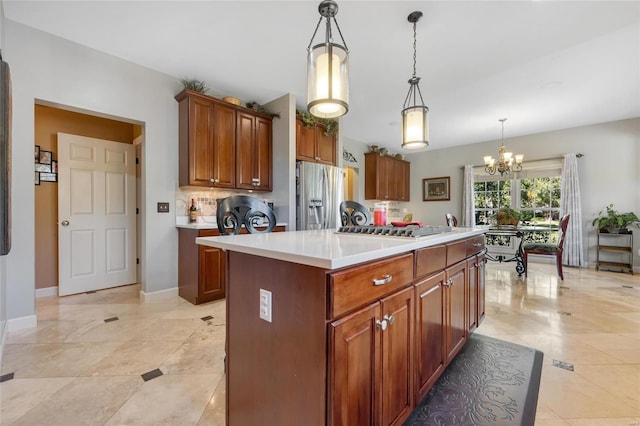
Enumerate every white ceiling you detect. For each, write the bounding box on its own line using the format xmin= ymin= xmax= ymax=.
xmin=3 ymin=1 xmax=639 ymax=153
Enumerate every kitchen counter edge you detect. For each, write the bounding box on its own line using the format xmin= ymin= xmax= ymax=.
xmin=196 ymin=227 xmax=487 ymax=270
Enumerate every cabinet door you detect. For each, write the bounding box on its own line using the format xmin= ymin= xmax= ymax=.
xmin=467 ymin=258 xmax=478 ymax=334
xmin=414 ymin=271 xmax=445 ymax=401
xmin=329 ymin=302 xmax=381 ymax=426
xmin=397 ymin=161 xmax=410 ymax=202
xmin=236 ymin=112 xmax=273 ymax=191
xmin=380 ymin=287 xmax=414 ymax=426
xmin=188 ymin=96 xmax=215 ymax=186
xmin=477 ymin=253 xmax=486 ymax=325
xmin=296 ymin=118 xmax=317 ymax=162
xmin=445 ymin=261 xmax=467 ymax=363
xmin=198 ymin=245 xmax=226 ymax=303
xmin=212 ymin=103 xmax=236 ymax=188
xmin=316 ymin=125 xmax=336 ymax=165
xmin=235 ymin=111 xmax=255 ymax=190
xmin=254 ymin=116 xmax=273 ymax=190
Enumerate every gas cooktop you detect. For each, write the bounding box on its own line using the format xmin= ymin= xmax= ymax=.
xmin=336 ymin=225 xmax=452 ymax=238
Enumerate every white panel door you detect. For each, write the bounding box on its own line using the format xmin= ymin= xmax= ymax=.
xmin=58 ymin=133 xmax=136 ymax=296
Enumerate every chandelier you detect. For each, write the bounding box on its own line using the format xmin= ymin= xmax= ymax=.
xmin=483 ymin=118 xmax=523 ymax=176
xmin=401 ymin=11 xmax=429 ymax=150
xmin=306 ymin=0 xmax=349 ymax=119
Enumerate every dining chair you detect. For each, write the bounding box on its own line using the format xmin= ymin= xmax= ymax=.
xmin=340 ymin=201 xmax=371 ymax=226
xmin=216 ymin=195 xmax=276 ymax=235
xmin=523 ymin=214 xmax=570 ymax=280
xmin=445 ymin=213 xmax=458 ymax=227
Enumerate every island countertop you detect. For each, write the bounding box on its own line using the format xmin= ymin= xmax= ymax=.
xmin=196 ymin=227 xmax=486 ymax=270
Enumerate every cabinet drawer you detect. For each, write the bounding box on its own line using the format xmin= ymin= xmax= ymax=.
xmin=466 ymin=236 xmax=485 ymax=257
xmin=446 ymin=240 xmax=467 ymax=266
xmin=415 ymin=245 xmax=446 ymax=279
xmin=329 ymin=253 xmax=414 ymax=319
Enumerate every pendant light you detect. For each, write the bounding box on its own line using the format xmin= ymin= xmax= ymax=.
xmin=401 ymin=11 xmax=429 ymax=150
xmin=306 ymin=0 xmax=349 ymax=119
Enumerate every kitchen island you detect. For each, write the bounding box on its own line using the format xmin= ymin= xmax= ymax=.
xmin=197 ymin=227 xmax=487 ymax=426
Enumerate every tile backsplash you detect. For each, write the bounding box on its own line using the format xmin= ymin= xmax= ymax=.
xmin=176 ymin=188 xmax=273 ymax=218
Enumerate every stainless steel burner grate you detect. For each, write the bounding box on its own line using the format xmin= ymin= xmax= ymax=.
xmin=336 ymin=225 xmax=451 ymax=238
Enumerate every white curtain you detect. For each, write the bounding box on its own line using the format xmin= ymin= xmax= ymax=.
xmin=560 ymin=153 xmax=583 ymax=266
xmin=462 ymin=165 xmax=475 ymax=226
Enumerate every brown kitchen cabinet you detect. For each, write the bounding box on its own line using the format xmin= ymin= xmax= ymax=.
xmin=176 ymin=89 xmax=273 ymax=191
xmin=364 ymin=152 xmax=411 ymax=201
xmin=236 ymin=111 xmax=272 ymax=191
xmin=178 ymin=226 xmax=284 ymax=305
xmin=296 ymin=117 xmax=337 ymax=165
xmin=176 ymin=90 xmax=236 ymax=188
xmin=224 ymin=234 xmax=485 ymax=425
xmin=329 ymin=286 xmax=414 ymax=426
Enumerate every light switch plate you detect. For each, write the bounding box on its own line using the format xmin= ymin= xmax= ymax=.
xmin=157 ymin=202 xmax=169 ymax=213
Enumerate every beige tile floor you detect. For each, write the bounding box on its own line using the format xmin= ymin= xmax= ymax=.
xmin=0 ymin=262 xmax=638 ymax=425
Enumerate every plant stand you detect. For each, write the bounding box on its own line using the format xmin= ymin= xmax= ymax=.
xmin=596 ymin=230 xmax=634 ymax=274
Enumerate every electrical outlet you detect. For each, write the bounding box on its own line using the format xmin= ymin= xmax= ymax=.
xmin=157 ymin=202 xmax=170 ymax=213
xmin=259 ymin=289 xmax=272 ymax=322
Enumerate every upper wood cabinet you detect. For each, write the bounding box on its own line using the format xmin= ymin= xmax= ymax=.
xmin=364 ymin=152 xmax=411 ymax=201
xmin=236 ymin=112 xmax=272 ymax=191
xmin=176 ymin=89 xmax=273 ymax=190
xmin=296 ymin=117 xmax=336 ymax=166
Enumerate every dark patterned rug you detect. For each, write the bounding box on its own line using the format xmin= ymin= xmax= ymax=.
xmin=404 ymin=333 xmax=543 ymax=426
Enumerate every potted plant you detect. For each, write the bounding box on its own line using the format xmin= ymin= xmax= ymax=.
xmin=592 ymin=204 xmax=640 ymax=233
xmin=495 ymin=207 xmax=521 ymax=227
xmin=296 ymin=110 xmax=339 ymax=136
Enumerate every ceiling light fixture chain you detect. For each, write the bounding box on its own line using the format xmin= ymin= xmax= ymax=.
xmin=483 ymin=118 xmax=524 ymax=176
xmin=401 ymin=10 xmax=429 ymax=150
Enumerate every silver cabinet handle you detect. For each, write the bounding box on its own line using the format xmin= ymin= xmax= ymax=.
xmin=372 ymin=274 xmax=392 ymax=286
xmin=61 ymin=220 xmax=70 ymax=226
xmin=376 ymin=319 xmax=388 ymax=331
xmin=384 ymin=314 xmax=395 ymax=326
xmin=473 ymin=243 xmax=482 ymax=247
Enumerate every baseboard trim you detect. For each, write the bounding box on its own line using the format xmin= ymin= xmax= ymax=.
xmin=140 ymin=286 xmax=178 ymax=303
xmin=36 ymin=286 xmax=58 ymax=298
xmin=6 ymin=314 xmax=37 ymax=332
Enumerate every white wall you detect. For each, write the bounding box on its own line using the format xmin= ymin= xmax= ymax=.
xmin=3 ymin=20 xmax=182 ymax=322
xmin=265 ymin=93 xmax=296 ymax=229
xmin=404 ymin=118 xmax=640 ymax=267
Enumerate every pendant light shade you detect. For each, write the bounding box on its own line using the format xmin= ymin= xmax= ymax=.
xmin=401 ymin=11 xmax=429 ymax=150
xmin=306 ymin=0 xmax=349 ymax=119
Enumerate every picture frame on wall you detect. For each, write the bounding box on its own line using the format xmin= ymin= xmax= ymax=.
xmin=40 ymin=172 xmax=57 ymax=182
xmin=52 ymin=160 xmax=57 ymax=174
xmin=423 ymin=176 xmax=450 ymax=201
xmin=35 ymin=171 xmax=40 ymax=185
xmin=39 ymin=150 xmax=52 ymax=165
xmin=35 ymin=163 xmax=51 ymax=173
xmin=35 ymin=145 xmax=40 ymax=163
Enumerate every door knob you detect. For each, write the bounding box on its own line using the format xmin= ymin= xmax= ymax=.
xmin=61 ymin=220 xmax=70 ymax=226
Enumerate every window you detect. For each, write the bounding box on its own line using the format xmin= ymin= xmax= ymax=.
xmin=474 ymin=175 xmax=561 ymax=231
xmin=518 ymin=176 xmax=561 ymax=226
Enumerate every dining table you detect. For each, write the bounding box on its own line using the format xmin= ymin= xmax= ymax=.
xmin=483 ymin=225 xmax=556 ymax=276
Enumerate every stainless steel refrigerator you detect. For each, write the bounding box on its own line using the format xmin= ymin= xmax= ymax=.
xmin=296 ymin=161 xmax=344 ymax=230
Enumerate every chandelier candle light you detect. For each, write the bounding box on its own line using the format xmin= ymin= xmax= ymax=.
xmin=306 ymin=0 xmax=349 ymax=119
xmin=484 ymin=118 xmax=523 ymax=176
xmin=401 ymin=11 xmax=429 ymax=150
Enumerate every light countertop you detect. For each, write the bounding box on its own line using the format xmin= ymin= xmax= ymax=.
xmin=176 ymin=216 xmax=287 ymax=230
xmin=196 ymin=227 xmax=486 ymax=270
